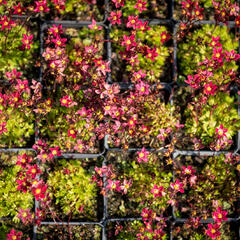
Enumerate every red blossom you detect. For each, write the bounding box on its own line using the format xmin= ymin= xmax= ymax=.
xmin=134 ymin=0 xmax=147 ymax=13
xmin=206 ymin=223 xmax=221 ymax=239
xmin=0 ymin=16 xmax=14 ymax=31
xmin=7 ymin=229 xmax=22 ymax=240
xmin=88 ymin=19 xmax=103 ymax=30
xmin=21 ymin=34 xmax=33 ymax=50
xmin=32 ymin=182 xmax=48 ymax=200
xmin=0 ymin=122 xmax=7 ymax=135
xmin=212 ymin=207 xmax=228 ymax=223
xmin=49 ymin=146 xmax=62 ymax=158
xmin=16 ymin=154 xmax=32 ymax=168
xmin=170 ymin=179 xmax=184 ymax=193
xmin=151 ymin=185 xmax=165 ymax=198
xmin=34 ymin=0 xmax=50 ymax=12
xmin=13 ymin=3 xmax=24 ymax=15
xmin=68 ymin=129 xmax=77 ymax=138
xmin=121 ymin=34 xmax=136 ymax=51
xmin=215 ymin=124 xmax=228 ymax=139
xmin=108 ymin=11 xmax=122 ymax=25
xmin=204 ymin=82 xmax=217 ymax=95
xmin=137 ymin=147 xmax=150 ymax=163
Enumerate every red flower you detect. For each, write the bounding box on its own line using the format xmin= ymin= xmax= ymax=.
xmin=126 ymin=15 xmax=139 ymax=29
xmin=88 ymin=19 xmax=103 ymax=30
xmin=108 ymin=11 xmax=122 ymax=25
xmin=16 ymin=154 xmax=32 ymax=168
xmin=111 ymin=0 xmax=125 ymax=8
xmin=7 ymin=229 xmax=22 ymax=240
xmin=32 ymin=182 xmax=48 ymax=200
xmin=151 ymin=185 xmax=165 ymax=198
xmin=34 ymin=0 xmax=50 ymax=12
xmin=121 ymin=34 xmax=136 ymax=51
xmin=209 ymin=36 xmax=221 ymax=48
xmin=134 ymin=0 xmax=147 ymax=13
xmin=60 ymin=95 xmax=76 ymax=107
xmin=182 ymin=165 xmax=196 ymax=175
xmin=215 ymin=124 xmax=228 ymax=139
xmin=0 ymin=0 xmax=7 ymax=6
xmin=51 ymin=35 xmax=67 ymax=47
xmin=160 ymin=31 xmax=170 ymax=43
xmin=137 ymin=147 xmax=150 ymax=163
xmin=21 ymin=34 xmax=33 ymax=50
xmin=48 ymin=24 xmax=63 ymax=36
xmin=0 ymin=122 xmax=7 ymax=135
xmin=206 ymin=223 xmax=221 ymax=239
xmin=26 ymin=164 xmax=42 ymax=178
xmin=0 ymin=16 xmax=14 ymax=31
xmin=145 ymin=47 xmax=158 ymax=61
xmin=204 ymin=82 xmax=217 ymax=95
xmin=212 ymin=207 xmax=228 ymax=223
xmin=49 ymin=146 xmax=61 ymax=158
xmin=17 ymin=208 xmax=34 ymax=225
xmin=170 ymin=179 xmax=184 ymax=193
xmin=68 ymin=129 xmax=77 ymax=138
xmin=106 ymin=179 xmax=121 ymax=191
xmin=13 ymin=3 xmax=24 ymax=15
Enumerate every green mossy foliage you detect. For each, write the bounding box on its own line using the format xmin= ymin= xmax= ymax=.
xmin=47 ymin=160 xmax=97 ymax=217
xmin=185 ymin=92 xmax=240 ymax=145
xmin=0 ymin=164 xmax=33 ymax=221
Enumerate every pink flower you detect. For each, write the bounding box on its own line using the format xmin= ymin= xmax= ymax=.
xmin=121 ymin=34 xmax=136 ymax=51
xmin=13 ymin=3 xmax=24 ymax=15
xmin=151 ymin=185 xmax=165 ymax=198
xmin=204 ymin=82 xmax=217 ymax=95
xmin=21 ymin=34 xmax=33 ymax=50
xmin=126 ymin=15 xmax=139 ymax=29
xmin=141 ymin=208 xmax=155 ymax=221
xmin=48 ymin=24 xmax=63 ymax=36
xmin=49 ymin=146 xmax=62 ymax=158
xmin=170 ymin=179 xmax=184 ymax=193
xmin=32 ymin=182 xmax=48 ymax=200
xmin=7 ymin=229 xmax=22 ymax=240
xmin=136 ymin=81 xmax=150 ymax=95
xmin=0 ymin=16 xmax=14 ymax=31
xmin=212 ymin=47 xmax=223 ymax=63
xmin=182 ymin=166 xmax=196 ymax=175
xmin=120 ymin=179 xmax=132 ymax=194
xmin=134 ymin=0 xmax=147 ymax=13
xmin=111 ymin=0 xmax=125 ymax=8
xmin=137 ymin=147 xmax=150 ymax=163
xmin=206 ymin=223 xmax=221 ymax=239
xmin=209 ymin=36 xmax=221 ymax=48
xmin=16 ymin=154 xmax=32 ymax=168
xmin=108 ymin=11 xmax=122 ymax=25
xmin=60 ymin=95 xmax=76 ymax=107
xmin=74 ymin=140 xmax=85 ymax=152
xmin=34 ymin=0 xmax=50 ymax=12
xmin=88 ymin=19 xmax=102 ymax=30
xmin=215 ymin=124 xmax=228 ymax=139
xmin=212 ymin=207 xmax=228 ymax=223
xmin=0 ymin=122 xmax=7 ymax=135
xmin=145 ymin=47 xmax=158 ymax=61
xmin=160 ymin=31 xmax=170 ymax=43
xmin=6 ymin=69 xmax=22 ymax=82
xmin=68 ymin=129 xmax=77 ymax=138
xmin=106 ymin=179 xmax=121 ymax=191
xmin=17 ymin=208 xmax=34 ymax=225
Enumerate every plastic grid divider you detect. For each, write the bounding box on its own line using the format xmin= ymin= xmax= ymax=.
xmin=0 ymin=0 xmax=239 ymax=239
